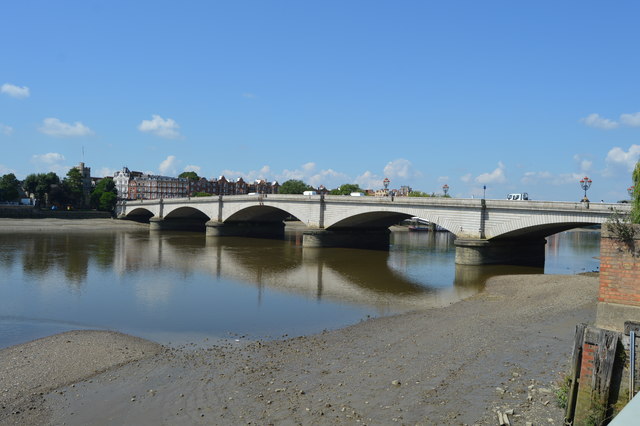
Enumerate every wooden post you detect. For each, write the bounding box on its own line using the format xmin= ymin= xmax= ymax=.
xmin=591 ymin=329 xmax=619 ymax=423
xmin=566 ymin=323 xmax=586 ymax=423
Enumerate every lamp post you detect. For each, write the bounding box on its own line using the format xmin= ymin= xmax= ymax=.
xmin=579 ymin=176 xmax=592 ymax=202
xmin=442 ymin=184 xmax=449 ymax=196
xmin=383 ymin=178 xmax=390 ymax=196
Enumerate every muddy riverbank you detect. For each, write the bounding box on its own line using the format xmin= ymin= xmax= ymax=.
xmin=1 ymin=273 xmax=597 ymax=425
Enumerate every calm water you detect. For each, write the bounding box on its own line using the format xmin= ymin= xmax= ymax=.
xmin=0 ymin=228 xmax=600 ymax=348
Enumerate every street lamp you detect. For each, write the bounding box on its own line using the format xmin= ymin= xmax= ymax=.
xmin=442 ymin=184 xmax=449 ymax=196
xmin=579 ymin=176 xmax=592 ymax=202
xmin=383 ymin=178 xmax=390 ymax=195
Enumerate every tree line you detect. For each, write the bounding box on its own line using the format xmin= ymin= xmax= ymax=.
xmin=0 ymin=168 xmax=117 ymax=212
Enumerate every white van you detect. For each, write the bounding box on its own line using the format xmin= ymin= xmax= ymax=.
xmin=303 ymin=191 xmax=317 ymax=196
xmin=507 ymin=193 xmax=529 ymax=201
xmin=350 ymin=192 xmax=365 ymax=197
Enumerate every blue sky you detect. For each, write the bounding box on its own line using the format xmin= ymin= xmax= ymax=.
xmin=1 ymin=1 xmax=639 ymax=202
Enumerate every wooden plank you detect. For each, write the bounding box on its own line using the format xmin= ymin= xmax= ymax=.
xmin=591 ymin=328 xmax=620 ymax=423
xmin=566 ymin=323 xmax=587 ymax=423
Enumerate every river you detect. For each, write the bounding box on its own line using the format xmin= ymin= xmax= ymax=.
xmin=0 ymin=225 xmax=600 ymax=349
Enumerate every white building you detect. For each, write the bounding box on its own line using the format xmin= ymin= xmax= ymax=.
xmin=113 ymin=167 xmax=142 ymax=200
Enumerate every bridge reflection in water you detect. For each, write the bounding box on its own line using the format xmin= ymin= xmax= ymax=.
xmin=0 ymin=228 xmax=598 ymax=348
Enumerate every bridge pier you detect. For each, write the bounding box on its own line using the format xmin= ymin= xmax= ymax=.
xmin=454 ymin=238 xmax=547 ymax=266
xmin=205 ymin=220 xmax=285 ymax=239
xmin=302 ymin=228 xmax=391 ymax=250
xmin=149 ymin=217 xmax=207 ymax=231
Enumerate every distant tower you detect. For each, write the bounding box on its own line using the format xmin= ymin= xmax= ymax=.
xmin=75 ymin=162 xmax=92 ymax=207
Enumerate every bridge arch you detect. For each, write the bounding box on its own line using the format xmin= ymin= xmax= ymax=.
xmin=163 ymin=206 xmax=211 ymax=220
xmin=224 ymin=205 xmax=299 ymax=223
xmin=324 ymin=207 xmax=461 ymax=235
xmin=486 ymin=213 xmax=605 ymax=240
xmin=125 ymin=206 xmax=156 ymax=220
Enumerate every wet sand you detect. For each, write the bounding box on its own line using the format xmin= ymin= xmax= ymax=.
xmin=0 ymin=273 xmax=598 ymax=425
xmin=0 ymin=218 xmax=148 ymax=233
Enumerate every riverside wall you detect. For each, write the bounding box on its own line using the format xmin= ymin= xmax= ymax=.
xmin=596 ymin=224 xmax=640 ymax=331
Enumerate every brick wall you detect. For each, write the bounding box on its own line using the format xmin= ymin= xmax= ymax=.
xmin=580 ymin=342 xmax=596 ymax=378
xmin=599 ymin=225 xmax=640 ymax=306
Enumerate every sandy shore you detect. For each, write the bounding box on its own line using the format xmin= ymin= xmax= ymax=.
xmin=0 ymin=217 xmax=149 ymax=233
xmin=0 ymin=273 xmax=597 ymax=425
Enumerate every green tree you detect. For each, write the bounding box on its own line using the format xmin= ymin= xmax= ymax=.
xmin=279 ymin=179 xmax=314 ymax=194
xmin=90 ymin=177 xmax=117 ymax=211
xmin=99 ymin=191 xmax=117 ymax=212
xmin=329 ymin=183 xmax=363 ymax=195
xmin=632 ymin=161 xmax=640 ymax=224
xmin=408 ymin=191 xmax=432 ymax=198
xmin=63 ymin=168 xmax=84 ymax=207
xmin=23 ymin=172 xmax=60 ymax=206
xmin=179 ymin=171 xmax=200 ymax=181
xmin=0 ymin=173 xmax=21 ymax=202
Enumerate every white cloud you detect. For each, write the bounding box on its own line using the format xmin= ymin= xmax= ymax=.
xmin=184 ymin=165 xmax=201 ymax=174
xmin=355 ymin=171 xmax=383 ymax=190
xmin=580 ymin=160 xmax=592 ymax=172
xmin=620 ymin=112 xmax=640 ymax=127
xmin=279 ymin=168 xmax=305 ymax=181
xmin=0 ymin=165 xmax=17 ymax=175
xmin=302 ymin=162 xmax=316 ymax=173
xmin=30 ymin=152 xmax=69 ymax=175
xmin=38 ymin=117 xmax=93 ymax=137
xmin=242 ymin=93 xmax=257 ymax=99
xmin=580 ymin=113 xmax=619 ymax=130
xmin=218 ymin=169 xmax=242 ymax=179
xmin=437 ymin=176 xmax=449 ymax=183
xmin=138 ymin=115 xmax=181 ymax=139
xmin=475 ymin=162 xmax=507 ymax=184
xmin=307 ymin=169 xmax=350 ymax=188
xmin=1 ymin=83 xmax=30 ymax=99
xmin=0 ymin=123 xmax=13 ymax=135
xmin=383 ymin=158 xmax=421 ymax=180
xmin=605 ymin=144 xmax=640 ymax=175
xmin=272 ymin=164 xmax=349 ymax=188
xmin=32 ymin=152 xmax=66 ymax=164
xmin=460 ymin=173 xmax=472 ymax=183
xmin=573 ymin=154 xmax=592 ymax=173
xmin=259 ymin=165 xmax=271 ymax=175
xmin=159 ymin=155 xmax=178 ymax=175
xmin=218 ymin=166 xmax=270 ymax=182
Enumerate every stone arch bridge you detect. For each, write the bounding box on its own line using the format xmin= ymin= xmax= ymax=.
xmin=116 ymin=195 xmax=628 ymax=266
